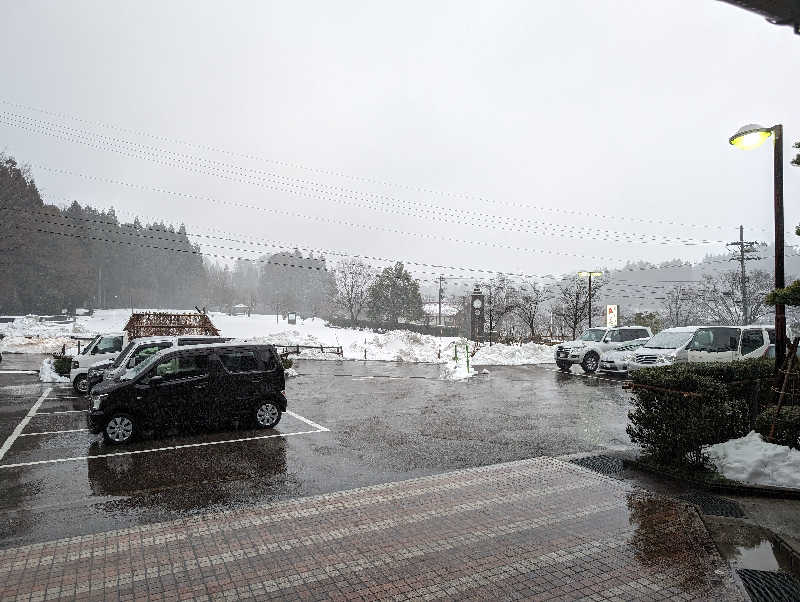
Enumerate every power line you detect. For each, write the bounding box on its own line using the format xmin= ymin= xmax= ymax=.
xmin=0 ymin=111 xmax=747 ymax=247
xmin=24 ymin=162 xmax=637 ymax=265
xmin=0 ymin=97 xmax=751 ymax=233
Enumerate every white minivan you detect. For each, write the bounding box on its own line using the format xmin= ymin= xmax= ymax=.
xmin=69 ymin=332 xmax=128 ymax=394
xmin=629 ymin=325 xmax=772 ymax=371
xmin=685 ymin=325 xmax=772 ymax=363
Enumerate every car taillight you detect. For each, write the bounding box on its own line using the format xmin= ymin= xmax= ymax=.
xmin=280 ymin=390 xmax=286 ymax=396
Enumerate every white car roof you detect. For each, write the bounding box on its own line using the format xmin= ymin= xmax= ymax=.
xmin=658 ymin=326 xmax=701 ymax=333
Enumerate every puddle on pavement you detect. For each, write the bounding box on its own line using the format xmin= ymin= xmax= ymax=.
xmin=706 ymin=518 xmax=799 ymax=577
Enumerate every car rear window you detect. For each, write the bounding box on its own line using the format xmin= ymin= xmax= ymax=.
xmin=219 ymin=351 xmax=260 ymax=373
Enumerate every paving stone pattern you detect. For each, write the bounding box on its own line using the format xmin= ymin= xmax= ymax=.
xmin=0 ymin=458 xmax=744 ymax=601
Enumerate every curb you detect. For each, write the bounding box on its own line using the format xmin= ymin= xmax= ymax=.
xmin=623 ymin=458 xmax=800 ymax=500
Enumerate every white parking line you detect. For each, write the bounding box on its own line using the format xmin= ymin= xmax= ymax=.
xmin=0 ymin=370 xmax=39 ymax=375
xmin=34 ymin=409 xmax=88 ymax=415
xmin=19 ymin=428 xmax=90 ymax=437
xmin=0 ymin=387 xmax=52 ymax=463
xmin=285 ymin=410 xmax=330 ymax=432
xmin=0 ymin=428 xmax=327 ymax=469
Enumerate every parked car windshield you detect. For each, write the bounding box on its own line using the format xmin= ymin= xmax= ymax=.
xmin=120 ymin=351 xmax=162 ymax=380
xmin=687 ymin=327 xmax=740 ymax=352
xmin=579 ymin=329 xmax=606 ymax=342
xmin=81 ymin=335 xmax=100 ymax=354
xmin=643 ymin=331 xmax=693 ymax=349
xmin=110 ymin=341 xmax=137 ymax=369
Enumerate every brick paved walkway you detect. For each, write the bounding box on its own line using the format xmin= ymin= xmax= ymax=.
xmin=0 ymin=457 xmax=744 ymax=601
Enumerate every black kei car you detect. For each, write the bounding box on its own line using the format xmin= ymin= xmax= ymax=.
xmin=88 ymin=342 xmax=286 ymax=444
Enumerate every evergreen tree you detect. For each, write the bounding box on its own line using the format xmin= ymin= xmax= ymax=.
xmin=366 ymin=262 xmax=423 ymax=325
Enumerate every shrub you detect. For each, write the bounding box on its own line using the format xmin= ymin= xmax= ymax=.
xmin=281 ymin=356 xmax=293 ymax=369
xmin=626 ymin=360 xmax=768 ymax=466
xmin=51 ymin=355 xmax=73 ymax=377
xmin=755 ymin=406 xmax=800 ymax=449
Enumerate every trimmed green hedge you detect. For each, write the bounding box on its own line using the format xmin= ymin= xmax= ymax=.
xmin=51 ymin=355 xmax=73 ymax=377
xmin=626 ymin=359 xmax=772 ymax=466
xmin=755 ymin=406 xmax=800 ymax=449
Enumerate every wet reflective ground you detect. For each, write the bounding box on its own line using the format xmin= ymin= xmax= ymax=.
xmin=0 ymin=356 xmax=633 ymax=547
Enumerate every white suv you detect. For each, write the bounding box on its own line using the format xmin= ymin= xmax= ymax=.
xmin=555 ymin=326 xmax=653 ymax=373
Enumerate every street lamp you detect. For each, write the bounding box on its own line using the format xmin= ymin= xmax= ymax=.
xmin=729 ymin=123 xmax=785 ymax=368
xmin=578 ymin=271 xmax=603 ymax=328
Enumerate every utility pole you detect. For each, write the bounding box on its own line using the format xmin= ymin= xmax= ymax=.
xmin=578 ymin=271 xmax=603 ymax=328
xmin=727 ymin=225 xmax=762 ymax=325
xmin=774 ymin=125 xmax=786 ymax=369
xmin=438 ymin=275 xmax=444 ymax=327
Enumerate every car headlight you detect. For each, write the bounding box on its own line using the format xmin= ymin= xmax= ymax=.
xmin=91 ymin=393 xmax=107 ymax=410
xmin=656 ymin=354 xmax=676 ymax=364
xmin=622 ymin=352 xmax=636 ymax=362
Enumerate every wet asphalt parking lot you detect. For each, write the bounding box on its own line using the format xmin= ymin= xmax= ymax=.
xmin=0 ymin=353 xmax=632 ymax=548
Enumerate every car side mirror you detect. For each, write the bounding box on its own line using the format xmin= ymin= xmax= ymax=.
xmin=149 ymin=375 xmax=164 ymax=386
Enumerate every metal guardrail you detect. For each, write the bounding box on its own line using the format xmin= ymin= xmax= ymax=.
xmin=275 ymin=344 xmax=343 ymax=357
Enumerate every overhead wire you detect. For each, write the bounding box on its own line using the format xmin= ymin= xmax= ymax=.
xmin=0 ymin=97 xmax=752 ymax=233
xmin=0 ymin=111 xmax=744 ymax=247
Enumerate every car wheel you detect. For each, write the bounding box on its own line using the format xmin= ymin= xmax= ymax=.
xmin=102 ymin=413 xmax=136 ymax=444
xmin=581 ymin=352 xmax=599 ymax=373
xmin=556 ymin=360 xmax=571 ymax=372
xmin=254 ymin=401 xmax=282 ymax=429
xmin=73 ymin=374 xmax=89 ymax=395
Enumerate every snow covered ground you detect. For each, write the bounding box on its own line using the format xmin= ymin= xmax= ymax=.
xmin=706 ymin=431 xmax=800 ymax=490
xmin=0 ymin=309 xmax=556 ymax=366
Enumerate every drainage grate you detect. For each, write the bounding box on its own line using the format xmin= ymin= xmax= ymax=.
xmin=678 ymin=492 xmax=746 ymax=518
xmin=569 ymin=455 xmax=623 ymax=477
xmin=737 ymin=569 xmax=800 ymax=602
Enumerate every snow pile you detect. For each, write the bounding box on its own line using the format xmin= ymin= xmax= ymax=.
xmin=0 ymin=309 xmax=558 ymax=367
xmin=439 ymin=360 xmax=476 ymax=380
xmin=1 ymin=335 xmax=77 ymax=354
xmin=284 ymin=367 xmax=299 ymax=378
xmin=706 ymin=431 xmax=800 ymax=489
xmin=39 ymin=358 xmax=70 ymax=383
xmin=472 ymin=342 xmax=554 ymax=366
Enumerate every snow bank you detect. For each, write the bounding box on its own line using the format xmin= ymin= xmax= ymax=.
xmin=0 ymin=309 xmax=557 ymax=367
xmin=39 ymin=358 xmax=70 ymax=383
xmin=0 ymin=336 xmax=77 ymax=354
xmin=284 ymin=368 xmax=299 ymax=379
xmin=472 ymin=341 xmax=554 ymax=366
xmin=439 ymin=360 xmax=476 ymax=380
xmin=706 ymin=431 xmax=800 ymax=489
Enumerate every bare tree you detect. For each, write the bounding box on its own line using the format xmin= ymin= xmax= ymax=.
xmin=482 ymin=274 xmax=519 ymax=340
xmin=693 ymin=270 xmax=773 ymax=325
xmin=552 ymin=277 xmax=603 ymax=340
xmin=513 ymin=280 xmax=550 ymax=339
xmin=660 ymin=285 xmax=699 ymax=328
xmin=330 ymin=258 xmax=374 ymax=325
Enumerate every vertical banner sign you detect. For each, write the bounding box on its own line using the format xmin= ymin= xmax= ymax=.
xmin=606 ymin=305 xmax=618 ymax=328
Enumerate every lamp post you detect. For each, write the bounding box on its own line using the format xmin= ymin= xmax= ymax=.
xmin=729 ymin=123 xmax=785 ymax=368
xmin=578 ymin=271 xmax=603 ymax=328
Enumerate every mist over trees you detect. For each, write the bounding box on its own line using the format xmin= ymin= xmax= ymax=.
xmin=0 ymin=154 xmax=206 ymax=314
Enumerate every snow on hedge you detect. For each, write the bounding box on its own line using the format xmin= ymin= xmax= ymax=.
xmin=39 ymin=358 xmax=69 ymax=383
xmin=1 ymin=309 xmax=556 ymax=366
xmin=706 ymin=431 xmax=800 ymax=490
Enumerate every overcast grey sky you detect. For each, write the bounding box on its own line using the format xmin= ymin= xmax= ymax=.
xmin=1 ymin=0 xmax=798 ymax=293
